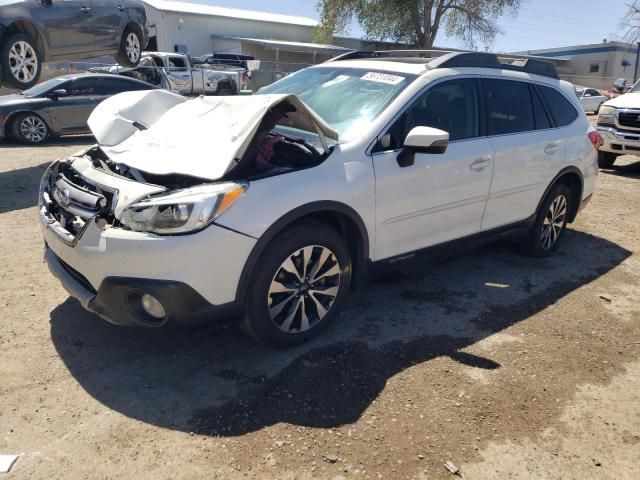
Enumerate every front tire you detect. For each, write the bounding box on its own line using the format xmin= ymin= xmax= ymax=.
xmin=598 ymin=151 xmax=617 ymax=169
xmin=242 ymin=221 xmax=352 ymax=347
xmin=11 ymin=113 xmax=49 ymax=145
xmin=115 ymin=27 xmax=142 ymax=67
xmin=1 ymin=33 xmax=42 ymax=89
xmin=524 ymin=184 xmax=571 ymax=257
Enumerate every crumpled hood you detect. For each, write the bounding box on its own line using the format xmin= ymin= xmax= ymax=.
xmin=88 ymin=90 xmax=338 ymax=180
xmin=604 ymin=92 xmax=640 ymax=109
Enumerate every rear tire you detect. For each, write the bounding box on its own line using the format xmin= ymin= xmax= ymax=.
xmin=11 ymin=113 xmax=49 ymax=145
xmin=115 ymin=27 xmax=142 ymax=67
xmin=598 ymin=151 xmax=617 ymax=169
xmin=523 ymin=183 xmax=572 ymax=257
xmin=1 ymin=33 xmax=42 ymax=89
xmin=216 ymin=83 xmax=235 ymax=96
xmin=242 ymin=221 xmax=352 ymax=347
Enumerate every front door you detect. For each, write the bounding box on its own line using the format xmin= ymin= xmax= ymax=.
xmin=32 ymin=0 xmax=95 ymax=57
xmin=372 ymin=78 xmax=494 ymax=261
xmin=48 ymin=77 xmax=102 ymax=132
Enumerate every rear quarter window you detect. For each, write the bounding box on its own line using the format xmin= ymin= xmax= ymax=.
xmin=537 ymin=85 xmax=579 ymax=127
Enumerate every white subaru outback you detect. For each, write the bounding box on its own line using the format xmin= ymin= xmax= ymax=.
xmin=39 ymin=51 xmax=600 ymax=346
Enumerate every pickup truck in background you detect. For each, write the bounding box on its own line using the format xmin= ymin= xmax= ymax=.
xmin=91 ymin=51 xmax=242 ymax=96
xmin=596 ymin=80 xmax=640 ymax=168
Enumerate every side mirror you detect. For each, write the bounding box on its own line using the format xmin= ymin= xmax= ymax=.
xmin=397 ymin=126 xmax=449 ymax=167
xmin=50 ymin=88 xmax=68 ymax=98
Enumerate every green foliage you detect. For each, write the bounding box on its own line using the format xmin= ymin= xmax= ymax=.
xmin=316 ymin=0 xmax=521 ymax=48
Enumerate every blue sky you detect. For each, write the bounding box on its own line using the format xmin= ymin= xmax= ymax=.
xmin=196 ymin=0 xmax=630 ymax=52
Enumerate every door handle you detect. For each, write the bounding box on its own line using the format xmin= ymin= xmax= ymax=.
xmin=544 ymin=142 xmax=560 ymax=155
xmin=118 ymin=4 xmax=125 ymax=10
xmin=81 ymin=6 xmax=91 ymax=12
xmin=470 ymin=157 xmax=491 ymax=171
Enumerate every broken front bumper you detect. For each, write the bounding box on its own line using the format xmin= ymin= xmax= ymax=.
xmin=39 ymin=157 xmax=256 ymax=327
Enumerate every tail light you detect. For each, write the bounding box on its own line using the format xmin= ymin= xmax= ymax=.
xmin=588 ymin=131 xmax=602 ymax=151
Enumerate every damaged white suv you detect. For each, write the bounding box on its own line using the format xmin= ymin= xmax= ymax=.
xmin=40 ymin=52 xmax=599 ymax=346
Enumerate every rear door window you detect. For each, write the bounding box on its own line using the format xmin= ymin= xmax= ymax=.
xmin=482 ymin=79 xmax=534 ymax=135
xmin=99 ymin=77 xmax=151 ymax=95
xmin=537 ymin=85 xmax=578 ymax=127
xmin=531 ymin=86 xmax=552 ymax=130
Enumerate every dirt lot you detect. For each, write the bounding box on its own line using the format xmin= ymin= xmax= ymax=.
xmin=0 ymin=137 xmax=639 ymax=480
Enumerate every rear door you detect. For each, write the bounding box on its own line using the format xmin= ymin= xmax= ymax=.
xmin=91 ymin=0 xmax=122 ymax=50
xmin=48 ymin=76 xmax=101 ymax=132
xmin=32 ymin=0 xmax=95 ymax=57
xmin=372 ymin=77 xmax=494 ymax=260
xmin=480 ymin=78 xmax=563 ymax=230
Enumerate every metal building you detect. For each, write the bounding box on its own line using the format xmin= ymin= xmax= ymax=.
xmin=143 ymin=0 xmax=350 ymax=70
xmin=516 ymin=41 xmax=640 ymax=90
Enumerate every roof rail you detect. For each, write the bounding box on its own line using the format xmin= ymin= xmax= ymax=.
xmin=327 ymin=50 xmax=559 ymax=79
xmin=326 ymin=49 xmax=454 ymax=62
xmin=428 ymin=52 xmax=559 ymax=79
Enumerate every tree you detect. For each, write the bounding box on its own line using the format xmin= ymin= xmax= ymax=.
xmin=315 ymin=0 xmax=521 ymax=49
xmin=622 ymin=1 xmax=640 ymax=43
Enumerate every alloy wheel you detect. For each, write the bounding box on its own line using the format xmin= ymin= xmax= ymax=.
xmin=540 ymin=194 xmax=567 ymax=250
xmin=20 ymin=116 xmax=47 ymax=143
xmin=267 ymin=245 xmax=341 ymax=334
xmin=9 ymin=41 xmax=38 ymax=83
xmin=125 ymin=33 xmax=141 ymax=64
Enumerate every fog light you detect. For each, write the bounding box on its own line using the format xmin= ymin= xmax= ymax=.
xmin=141 ymin=293 xmax=166 ymax=319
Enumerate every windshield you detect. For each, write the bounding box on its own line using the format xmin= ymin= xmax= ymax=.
xmin=630 ymin=81 xmax=640 ymax=93
xmin=23 ymin=77 xmax=68 ymax=97
xmin=575 ymin=89 xmax=584 ymax=97
xmin=260 ymin=66 xmax=417 ymax=141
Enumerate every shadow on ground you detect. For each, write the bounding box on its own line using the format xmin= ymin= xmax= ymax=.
xmin=0 ymin=162 xmax=49 ymax=214
xmin=50 ymin=229 xmax=631 ymax=437
xmin=0 ymin=135 xmax=93 ymax=148
xmin=605 ymin=159 xmax=640 ymax=179
xmin=0 ymin=137 xmax=93 ymax=214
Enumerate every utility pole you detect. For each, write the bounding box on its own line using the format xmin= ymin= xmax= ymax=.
xmin=634 ymin=42 xmax=640 ymax=83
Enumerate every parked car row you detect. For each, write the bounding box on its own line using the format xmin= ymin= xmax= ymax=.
xmin=1 ymin=0 xmax=149 ymax=89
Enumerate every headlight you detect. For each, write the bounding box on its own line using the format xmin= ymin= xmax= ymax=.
xmin=597 ymin=106 xmax=616 ymax=124
xmin=119 ymin=182 xmax=246 ymax=234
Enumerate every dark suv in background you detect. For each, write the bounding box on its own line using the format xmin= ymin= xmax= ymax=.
xmin=0 ymin=0 xmax=148 ymax=89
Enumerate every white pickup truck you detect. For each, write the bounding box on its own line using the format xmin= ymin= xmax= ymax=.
xmin=95 ymin=52 xmax=242 ymax=96
xmin=596 ymin=81 xmax=640 ymax=167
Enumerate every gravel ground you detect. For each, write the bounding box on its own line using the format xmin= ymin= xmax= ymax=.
xmin=0 ymin=136 xmax=639 ymax=480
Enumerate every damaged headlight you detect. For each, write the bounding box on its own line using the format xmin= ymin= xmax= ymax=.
xmin=119 ymin=182 xmax=247 ymax=234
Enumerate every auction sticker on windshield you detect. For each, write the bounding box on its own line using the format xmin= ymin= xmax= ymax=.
xmin=361 ymin=72 xmax=405 ymax=85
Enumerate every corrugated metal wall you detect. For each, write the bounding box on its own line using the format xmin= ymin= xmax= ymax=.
xmin=146 ymin=6 xmax=316 ymax=57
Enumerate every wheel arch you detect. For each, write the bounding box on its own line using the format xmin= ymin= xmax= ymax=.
xmin=4 ymin=19 xmax=48 ymax=60
xmin=6 ymin=110 xmax=50 ymax=140
xmin=234 ymin=201 xmax=370 ymax=303
xmin=536 ymin=166 xmax=584 ymax=223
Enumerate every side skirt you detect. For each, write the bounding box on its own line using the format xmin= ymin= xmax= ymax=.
xmin=370 ymin=215 xmax=536 ymax=274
